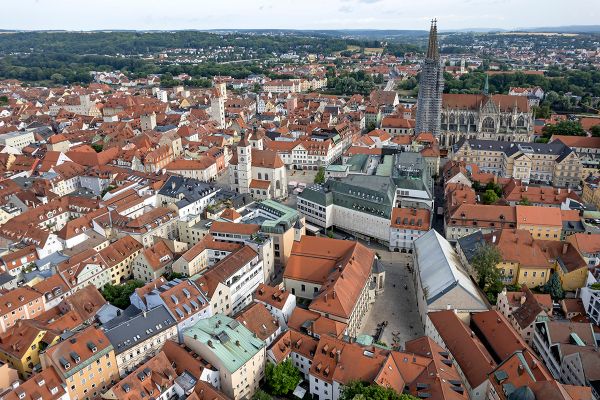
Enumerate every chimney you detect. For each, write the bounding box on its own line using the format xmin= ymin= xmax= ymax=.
xmin=332 ymin=290 xmax=336 ymax=299
xmin=492 ymin=235 xmax=497 ymax=243
xmin=336 ymin=349 xmax=341 ymax=362
xmin=324 ymin=293 xmax=328 ymax=302
xmin=562 ymin=243 xmax=568 ymax=255
xmin=520 ymin=295 xmax=526 ymax=305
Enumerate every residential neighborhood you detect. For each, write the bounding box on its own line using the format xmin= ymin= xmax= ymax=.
xmin=0 ymin=8 xmax=599 ymax=400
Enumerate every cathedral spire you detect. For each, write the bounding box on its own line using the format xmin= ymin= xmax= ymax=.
xmin=426 ymin=19 xmax=439 ymax=60
xmin=416 ymin=19 xmax=444 ymax=138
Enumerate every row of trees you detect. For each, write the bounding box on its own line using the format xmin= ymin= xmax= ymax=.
xmin=0 ymin=31 xmax=351 ymax=58
xmin=443 ymin=68 xmax=600 ymax=112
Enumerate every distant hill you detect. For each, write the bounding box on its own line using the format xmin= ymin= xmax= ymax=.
xmin=514 ymin=25 xmax=600 ymax=33
xmin=208 ymin=29 xmax=429 ymax=39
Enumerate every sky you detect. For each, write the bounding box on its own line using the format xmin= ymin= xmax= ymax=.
xmin=4 ymin=0 xmax=599 ymax=31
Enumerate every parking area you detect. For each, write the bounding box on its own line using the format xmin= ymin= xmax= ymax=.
xmin=359 ymin=244 xmax=424 ymax=349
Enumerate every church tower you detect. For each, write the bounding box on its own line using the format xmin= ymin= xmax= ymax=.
xmin=210 ymin=87 xmax=226 ymax=129
xmin=415 ymin=20 xmax=444 ymax=137
xmin=236 ymin=132 xmax=252 ymax=194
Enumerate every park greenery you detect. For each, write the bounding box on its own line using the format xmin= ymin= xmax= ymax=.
xmin=339 ymin=381 xmax=418 ymax=400
xmin=101 ymin=279 xmax=145 ymax=309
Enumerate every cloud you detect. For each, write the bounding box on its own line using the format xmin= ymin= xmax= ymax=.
xmin=357 ymin=0 xmax=382 ymax=3
xmin=339 ymin=5 xmax=352 ymax=13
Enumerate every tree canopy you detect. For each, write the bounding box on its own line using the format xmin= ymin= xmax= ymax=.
xmin=482 ymin=189 xmax=499 ymax=205
xmin=471 ymin=242 xmax=503 ymax=291
xmin=101 ymin=280 xmax=145 ymax=309
xmin=264 ymin=359 xmax=301 ymax=396
xmin=314 ymin=167 xmax=326 ymax=184
xmin=543 ymin=273 xmax=565 ymax=300
xmin=340 ymin=381 xmax=418 ymax=400
xmin=542 ymin=120 xmax=586 ymax=138
xmin=251 ymin=390 xmax=273 ymax=400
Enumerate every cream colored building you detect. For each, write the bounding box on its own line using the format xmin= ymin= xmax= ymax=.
xmin=452 ymin=139 xmax=582 ymax=188
xmin=99 ymin=235 xmax=143 ymax=284
xmin=183 ymin=314 xmax=266 ymax=400
xmin=0 ymin=131 xmax=35 ymax=151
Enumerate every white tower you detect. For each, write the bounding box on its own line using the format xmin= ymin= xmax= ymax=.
xmin=210 ymin=87 xmax=226 ymax=129
xmin=140 ymin=112 xmax=157 ymax=131
xmin=236 ymin=134 xmax=252 ymax=194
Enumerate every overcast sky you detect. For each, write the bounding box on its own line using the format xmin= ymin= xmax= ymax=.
xmin=4 ymin=0 xmax=598 ymax=31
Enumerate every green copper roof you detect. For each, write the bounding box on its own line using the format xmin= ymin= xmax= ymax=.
xmin=183 ymin=314 xmax=265 ymax=373
xmin=375 ymin=155 xmax=394 ymax=177
xmin=325 ymin=164 xmax=349 ymax=172
xmin=258 ymin=199 xmax=302 ymax=234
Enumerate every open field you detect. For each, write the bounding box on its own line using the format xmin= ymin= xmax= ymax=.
xmin=364 ymin=47 xmax=384 ymax=55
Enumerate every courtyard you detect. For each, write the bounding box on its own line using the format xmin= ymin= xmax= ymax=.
xmin=359 ymin=244 xmax=424 ymax=349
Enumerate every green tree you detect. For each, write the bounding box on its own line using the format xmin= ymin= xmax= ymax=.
xmin=340 ymin=381 xmax=418 ymax=400
xmin=484 ymin=182 xmax=502 ymax=197
xmin=482 ymin=189 xmax=499 ymax=205
xmin=91 ymin=143 xmax=103 ymax=153
xmin=252 ymin=390 xmax=272 ymax=400
xmin=471 ymin=243 xmax=503 ymax=291
xmin=264 ymin=359 xmax=301 ymax=396
xmin=517 ymin=196 xmax=531 ymax=206
xmin=591 ymin=125 xmax=600 ymax=138
xmin=101 ymin=280 xmax=145 ymax=309
xmin=542 ymin=120 xmax=586 ymax=137
xmin=532 ymin=104 xmax=551 ymax=119
xmin=314 ymin=166 xmax=326 ymax=184
xmin=0 ymin=95 xmax=8 ymax=105
xmin=543 ymin=273 xmax=564 ymax=300
xmin=163 ymin=271 xmax=186 ymax=281
xmin=50 ymin=73 xmax=65 ymax=84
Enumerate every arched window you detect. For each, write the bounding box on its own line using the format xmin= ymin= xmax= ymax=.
xmin=459 ymin=114 xmax=466 ymax=125
xmin=257 ymin=173 xmax=262 ymax=180
xmin=517 ymin=116 xmax=525 ymax=127
xmin=449 ymin=114 xmax=456 ymax=124
xmin=275 ymin=180 xmax=281 ymax=190
xmin=482 ymin=117 xmax=495 ymax=132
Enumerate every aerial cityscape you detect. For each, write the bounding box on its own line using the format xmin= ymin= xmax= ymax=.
xmin=0 ymin=2 xmax=599 ymax=400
